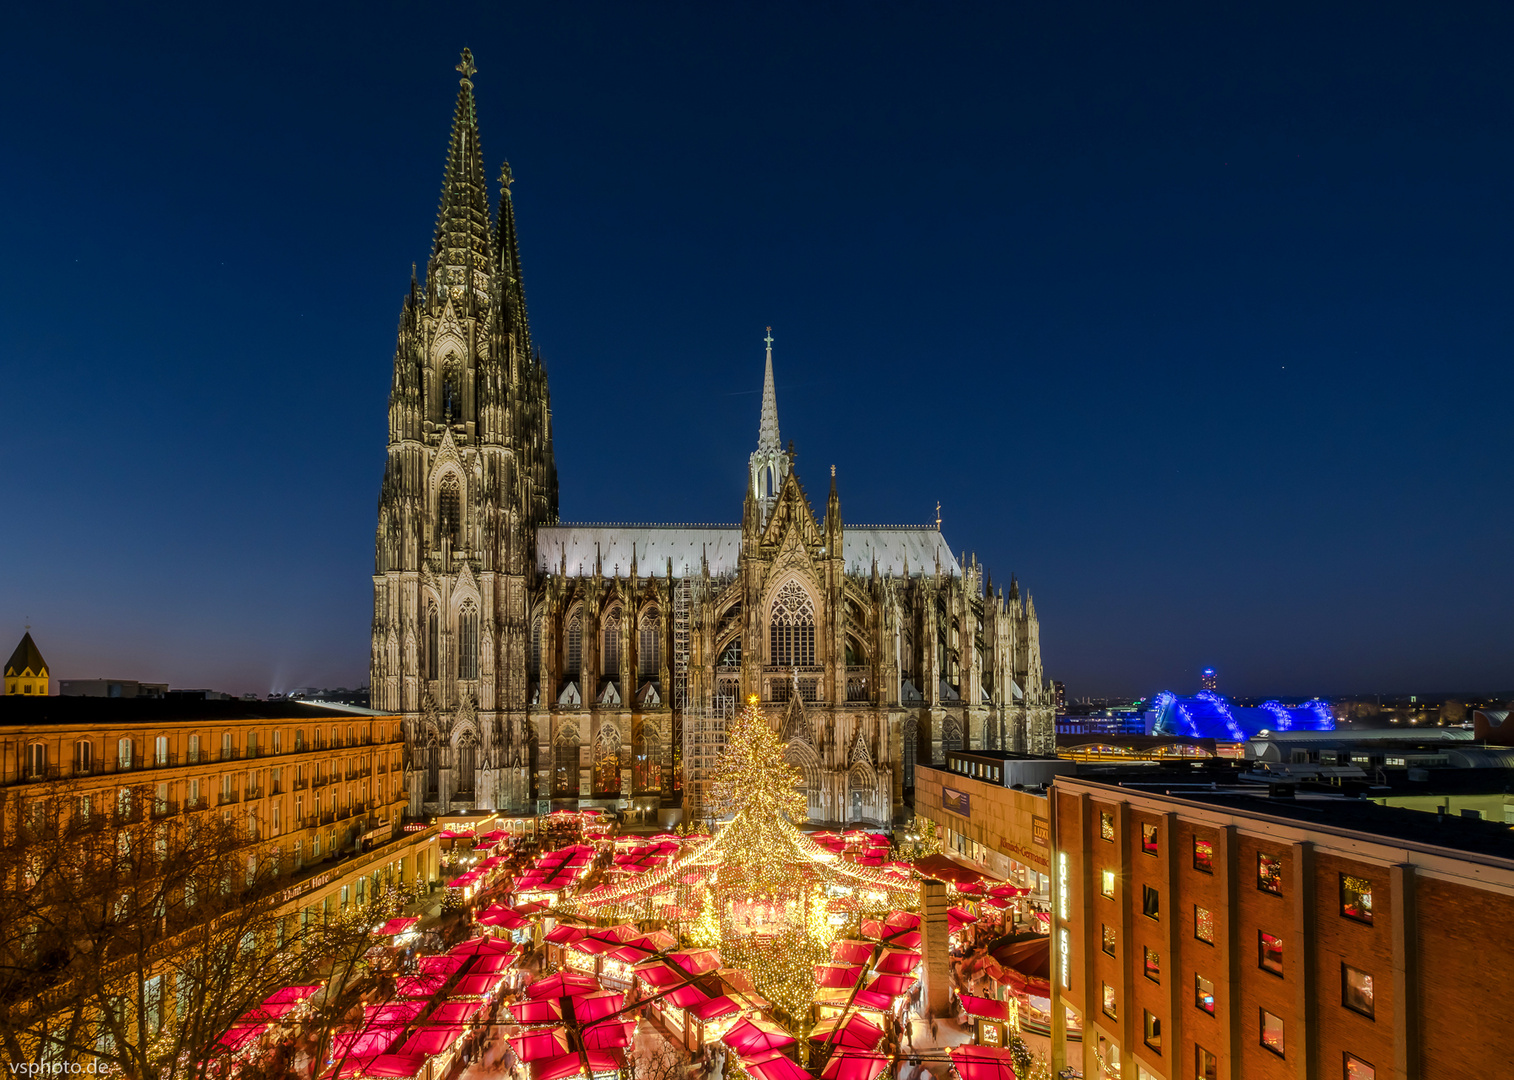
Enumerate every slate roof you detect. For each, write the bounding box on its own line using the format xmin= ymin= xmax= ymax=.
xmin=0 ymin=697 xmax=393 ymax=727
xmin=5 ymin=632 xmax=46 ymax=678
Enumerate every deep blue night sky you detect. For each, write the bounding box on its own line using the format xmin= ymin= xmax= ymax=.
xmin=3 ymin=3 xmax=1511 ymax=698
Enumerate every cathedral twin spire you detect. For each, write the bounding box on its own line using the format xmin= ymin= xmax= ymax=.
xmin=748 ymin=327 xmax=789 ymax=526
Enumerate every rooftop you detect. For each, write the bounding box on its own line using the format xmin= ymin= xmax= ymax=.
xmin=0 ymin=697 xmax=396 ymax=728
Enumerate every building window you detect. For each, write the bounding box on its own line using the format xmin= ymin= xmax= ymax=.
xmin=602 ymin=607 xmax=622 ymax=676
xmin=1196 ymin=1046 xmax=1218 ymax=1080
xmin=25 ymin=743 xmax=45 ymax=779
xmin=438 ymin=474 xmax=461 ymax=548
xmin=529 ymin=615 xmax=543 ymax=676
xmin=1100 ymin=869 xmax=1115 ymax=898
xmin=1344 ymin=1053 xmax=1376 ymax=1080
xmin=1141 ymin=823 xmax=1159 ymax=856
xmin=426 ymin=605 xmax=439 ymax=680
xmin=1341 ymin=874 xmax=1374 ymax=923
xmin=1193 ymin=836 xmax=1214 ymax=873
xmin=1100 ymin=811 xmax=1114 ymax=842
xmin=1260 ymin=1009 xmax=1285 ymax=1057
xmin=1342 ymin=964 xmax=1375 ymax=1018
xmin=1142 ymin=885 xmax=1160 ymax=920
xmin=154 ymin=736 xmax=169 ymax=766
xmin=1101 ymin=924 xmax=1116 ymax=956
xmin=1143 ymin=947 xmax=1160 ymax=983
xmin=769 ymin=580 xmax=816 ymax=667
xmin=1258 ymin=852 xmax=1283 ymax=894
xmin=638 ymin=610 xmax=661 ymax=677
xmin=1260 ymin=931 xmax=1284 ymax=976
xmin=75 ymin=740 xmax=93 ymax=772
xmin=1194 ymin=905 xmax=1215 ymax=944
xmin=117 ymin=738 xmax=133 ymax=770
xmin=566 ymin=614 xmax=582 ymax=676
xmin=1101 ymin=983 xmax=1117 ymax=1020
xmin=1195 ymin=973 xmax=1215 ymax=1015
xmin=1143 ymin=1010 xmax=1161 ymax=1053
xmin=457 ymin=605 xmax=478 ymax=680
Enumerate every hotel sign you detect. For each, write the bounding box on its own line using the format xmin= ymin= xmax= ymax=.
xmin=942 ymin=788 xmax=970 ymax=817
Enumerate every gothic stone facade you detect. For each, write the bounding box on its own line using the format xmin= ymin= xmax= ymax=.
xmin=374 ymin=54 xmax=1055 ymax=826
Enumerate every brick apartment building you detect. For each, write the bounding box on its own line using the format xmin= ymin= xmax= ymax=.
xmin=1051 ymin=775 xmax=1514 ymax=1080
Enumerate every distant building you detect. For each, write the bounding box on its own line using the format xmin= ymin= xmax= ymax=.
xmin=60 ymin=679 xmax=168 ymax=699
xmin=1052 ymin=680 xmax=1066 ymax=709
xmin=1145 ymin=690 xmax=1333 ymax=742
xmin=1199 ymin=666 xmax=1217 ymax=692
xmin=4 ymin=632 xmax=48 ymax=696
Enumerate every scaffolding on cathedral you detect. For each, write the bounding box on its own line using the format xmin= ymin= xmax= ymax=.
xmin=560 ymin=698 xmax=919 ymax=1017
xmin=675 ymin=574 xmax=736 ymax=823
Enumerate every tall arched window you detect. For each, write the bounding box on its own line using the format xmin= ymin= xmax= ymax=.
xmin=455 ymin=736 xmax=476 ymax=793
xmin=553 ymin=727 xmax=580 ymax=798
xmin=565 ymin=614 xmax=582 ymax=677
xmin=438 ymin=475 xmax=461 ymax=550
xmin=457 ymin=605 xmax=478 ymax=680
xmin=593 ymin=726 xmax=621 ymax=796
xmin=635 ymin=731 xmax=661 ymax=792
xmin=769 ymin=580 xmax=816 ymax=667
xmin=638 ymin=610 xmax=660 ymax=677
xmin=602 ymin=607 xmax=621 ymax=678
xmin=441 ymin=358 xmax=460 ymax=422
xmin=529 ymin=615 xmax=542 ymax=677
xmin=901 ymin=717 xmax=919 ymax=793
xmin=426 ymin=605 xmax=439 ymax=680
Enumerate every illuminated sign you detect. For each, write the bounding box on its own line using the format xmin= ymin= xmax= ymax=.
xmin=1057 ymin=851 xmax=1069 ymax=921
xmin=403 ymin=823 xmax=429 ymax=832
xmin=1032 ymin=815 xmax=1050 ymax=847
xmin=942 ymin=788 xmax=970 ymax=816
xmin=1059 ymin=927 xmax=1071 ymax=989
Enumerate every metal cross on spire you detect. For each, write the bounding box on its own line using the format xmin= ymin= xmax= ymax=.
xmin=765 ymin=326 xmax=774 ymax=351
xmin=456 ymin=48 xmax=477 ymax=82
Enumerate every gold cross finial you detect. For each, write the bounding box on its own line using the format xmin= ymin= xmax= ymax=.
xmin=936 ymin=501 xmax=942 ymax=528
xmin=456 ymin=49 xmax=477 ymax=82
xmin=764 ymin=327 xmax=774 ymax=350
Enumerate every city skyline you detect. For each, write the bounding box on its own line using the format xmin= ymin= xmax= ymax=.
xmin=3 ymin=4 xmax=1512 ymax=698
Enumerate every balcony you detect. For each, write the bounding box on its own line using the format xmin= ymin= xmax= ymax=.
xmin=19 ymin=764 xmax=61 ymax=783
xmin=151 ymin=800 xmax=178 ymax=818
xmin=218 ymin=791 xmax=240 ymax=806
xmin=269 ymin=782 xmax=283 ymax=796
xmin=293 ymin=777 xmax=309 ymax=790
xmin=217 ymin=749 xmax=242 ymax=763
xmin=185 ymin=796 xmax=208 ymax=812
xmin=246 ymin=786 xmax=262 ymax=801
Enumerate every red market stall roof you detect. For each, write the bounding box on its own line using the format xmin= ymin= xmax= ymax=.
xmin=667 ymin=983 xmax=714 ymax=1008
xmin=472 ymin=952 xmax=517 ymax=974
xmin=820 ymin=1051 xmax=891 ymax=1080
xmin=742 ymin=1050 xmax=812 ymax=1080
xmin=450 ymin=935 xmax=518 ymax=956
xmin=545 ymin=924 xmax=589 ymax=945
xmin=331 ymin=1028 xmax=402 ymax=1060
xmin=396 ymin=975 xmax=448 ymax=999
xmin=365 ymin=1002 xmax=424 ymax=1025
xmin=266 ymin=984 xmax=322 ymax=1005
xmin=990 ymin=937 xmax=1052 ymax=983
xmin=914 ymin=854 xmax=988 ymax=884
xmin=447 ymin=872 xmax=481 ymax=890
xmin=512 ymin=998 xmax=565 ymax=1024
xmin=959 ymin=995 xmax=1010 ymax=1022
xmin=398 ymin=1026 xmax=464 ymax=1056
xmin=512 ymin=1026 xmax=571 ymax=1062
xmin=573 ymin=991 xmax=626 ymax=1023
xmin=479 ymin=905 xmax=530 ymax=929
xmin=874 ymin=948 xmax=921 ymax=975
xmin=723 ymin=1016 xmax=797 ymax=1055
xmin=947 ymin=1044 xmax=1020 ymax=1080
xmin=334 ymin=1053 xmax=426 ymax=1079
xmin=451 ymin=973 xmax=506 ymax=997
xmin=810 ymin=1013 xmax=884 ymax=1051
xmin=632 ymin=961 xmax=685 ymax=988
xmin=218 ymin=1023 xmax=264 ymax=1050
xmin=428 ymin=1001 xmax=482 ymax=1025
xmin=947 ymin=906 xmax=978 ymax=924
xmin=582 ymin=1019 xmax=637 ymax=1050
xmin=864 ymin=973 xmax=918 ymax=998
xmin=669 ymin=948 xmax=723 ymax=976
xmin=417 ymin=955 xmax=465 ymax=975
xmin=689 ymin=995 xmax=741 ymax=1022
xmin=831 ymin=940 xmax=876 ymax=965
xmin=373 ymin=917 xmax=420 ymax=937
xmin=814 ymin=963 xmax=864 ymax=989
xmin=528 ymin=972 xmax=601 ymax=999
xmin=530 ymin=1050 xmax=624 ymax=1080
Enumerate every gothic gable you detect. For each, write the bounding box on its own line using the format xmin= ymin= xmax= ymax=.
xmin=760 ymin=468 xmax=823 ymax=550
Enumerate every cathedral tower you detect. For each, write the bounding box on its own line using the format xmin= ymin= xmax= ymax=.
xmin=372 ymin=50 xmax=557 ymax=815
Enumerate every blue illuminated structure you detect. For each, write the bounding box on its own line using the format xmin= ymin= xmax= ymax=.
xmin=1146 ymin=692 xmax=1333 ymax=741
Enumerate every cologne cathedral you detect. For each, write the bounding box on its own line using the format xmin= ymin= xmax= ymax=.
xmin=372 ymin=52 xmax=1055 ymax=826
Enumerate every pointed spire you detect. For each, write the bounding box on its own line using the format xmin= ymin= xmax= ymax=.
xmin=757 ymin=327 xmax=780 ymax=451
xmin=496 ymin=159 xmax=532 ymax=360
xmin=430 ymin=48 xmax=495 ymax=290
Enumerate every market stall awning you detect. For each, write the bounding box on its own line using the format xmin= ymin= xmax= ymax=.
xmin=668 ymin=948 xmax=722 ymax=976
xmin=479 ymin=905 xmax=531 ymax=930
xmin=471 ymin=951 xmax=518 ymax=974
xmin=689 ymin=995 xmax=741 ymax=1022
xmin=450 ymin=935 xmax=519 ymax=956
xmin=451 ymin=973 xmax=505 ymax=997
xmin=573 ymin=990 xmax=626 ymax=1023
xmin=528 ymin=971 xmax=601 ymax=999
xmin=724 ymin=1016 xmax=797 ymax=1055
xmin=864 ymin=973 xmax=918 ymax=998
xmin=959 ymin=995 xmax=1010 ymax=1022
xmin=830 ymin=940 xmax=876 ymax=965
xmin=874 ymin=948 xmax=921 ymax=975
xmin=741 ymin=1050 xmax=811 ymax=1080
xmin=365 ymin=1002 xmax=424 ymax=1025
xmin=511 ymin=1026 xmax=571 ymax=1062
xmin=398 ymin=1026 xmax=465 ymax=1056
xmin=218 ymin=1023 xmax=264 ymax=1050
xmin=531 ymin=1050 xmax=623 ymax=1080
xmin=810 ymin=1013 xmax=883 ymax=1051
xmin=373 ymin=916 xmax=420 ymax=937
xmin=512 ymin=998 xmax=565 ymax=1024
xmin=819 ymin=1051 xmax=890 ymax=1080
xmin=582 ymin=1019 xmax=637 ymax=1050
xmin=265 ymin=984 xmax=322 ymax=1005
xmin=337 ymin=1053 xmax=427 ymax=1079
xmin=814 ymin=963 xmax=864 ymax=989
xmin=417 ymin=955 xmax=465 ymax=975
xmin=666 ymin=982 xmax=713 ymax=1008
xmin=947 ymin=1044 xmax=1019 ymax=1080
xmin=331 ymin=1028 xmax=402 ymax=1060
xmin=395 ymin=975 xmax=448 ymax=999
xmin=429 ymin=1000 xmax=482 ymax=1025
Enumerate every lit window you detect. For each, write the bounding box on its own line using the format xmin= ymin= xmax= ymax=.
xmin=1101 ymin=924 xmax=1116 ymax=956
xmin=1101 ymin=983 xmax=1117 ymax=1020
xmin=1195 ymin=973 xmax=1215 ymax=1015
xmin=1142 ymin=885 xmax=1160 ymax=920
xmin=1143 ymin=1010 xmax=1161 ymax=1052
xmin=1100 ymin=811 xmax=1115 ymax=842
xmin=1100 ymin=869 xmax=1115 ymax=898
xmin=1344 ymin=1053 xmax=1376 ymax=1080
xmin=1194 ymin=905 xmax=1215 ymax=944
xmin=1196 ymin=1046 xmax=1218 ymax=1080
xmin=769 ymin=581 xmax=816 ymax=667
xmin=1260 ymin=1009 xmax=1285 ymax=1056
xmin=1143 ymin=946 xmax=1160 ymax=983
xmin=1193 ymin=836 xmax=1214 ymax=873
xmin=1341 ymin=874 xmax=1373 ymax=923
xmin=1141 ymin=823 xmax=1159 ymax=856
xmin=602 ymin=606 xmax=622 ymax=676
xmin=1260 ymin=931 xmax=1284 ymax=976
xmin=1342 ymin=964 xmax=1374 ymax=1018
xmin=1258 ymin=852 xmax=1283 ymax=895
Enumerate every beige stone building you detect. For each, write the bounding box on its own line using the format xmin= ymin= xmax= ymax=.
xmin=0 ymin=695 xmax=436 ymax=913
xmin=373 ymin=52 xmax=1056 ymax=826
